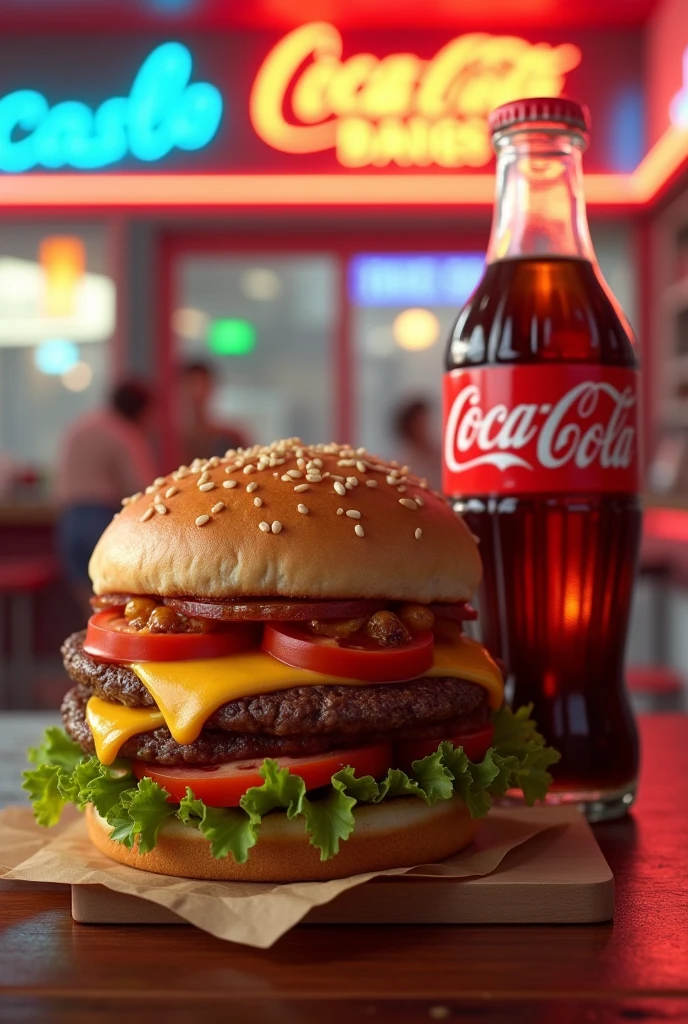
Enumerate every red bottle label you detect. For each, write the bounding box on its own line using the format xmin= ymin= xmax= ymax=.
xmin=442 ymin=365 xmax=640 ymax=495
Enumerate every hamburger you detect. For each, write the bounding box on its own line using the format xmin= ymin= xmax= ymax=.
xmin=25 ymin=439 xmax=558 ymax=882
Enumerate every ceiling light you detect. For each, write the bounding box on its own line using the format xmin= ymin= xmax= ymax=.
xmin=61 ymin=360 xmax=93 ymax=391
xmin=171 ymin=307 xmax=209 ymax=341
xmin=34 ymin=338 xmax=79 ymax=376
xmin=240 ymin=267 xmax=282 ymax=301
xmin=392 ymin=308 xmax=440 ymax=351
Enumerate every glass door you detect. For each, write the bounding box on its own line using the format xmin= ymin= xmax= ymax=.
xmin=163 ymin=237 xmax=339 ymax=467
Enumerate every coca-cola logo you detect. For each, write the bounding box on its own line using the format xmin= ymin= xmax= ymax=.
xmin=444 ymin=380 xmax=637 ymax=474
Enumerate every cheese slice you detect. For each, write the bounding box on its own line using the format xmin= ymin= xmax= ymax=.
xmin=86 ymin=696 xmax=164 ymax=766
xmin=86 ymin=636 xmax=503 ymax=765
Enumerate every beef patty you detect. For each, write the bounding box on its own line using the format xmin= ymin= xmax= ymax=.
xmin=62 ymin=630 xmax=489 ymax=738
xmin=62 ymin=684 xmax=491 ymax=766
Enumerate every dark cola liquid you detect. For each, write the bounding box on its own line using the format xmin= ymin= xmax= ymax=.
xmin=447 ymin=257 xmax=641 ymax=794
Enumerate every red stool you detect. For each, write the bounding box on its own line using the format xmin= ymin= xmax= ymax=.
xmin=626 ymin=665 xmax=686 ymax=713
xmin=0 ymin=556 xmax=59 ymax=709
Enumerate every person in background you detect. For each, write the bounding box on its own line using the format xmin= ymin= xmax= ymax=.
xmin=179 ymin=361 xmax=250 ymax=464
xmin=393 ymin=396 xmax=442 ymax=490
xmin=55 ymin=380 xmax=156 ymax=612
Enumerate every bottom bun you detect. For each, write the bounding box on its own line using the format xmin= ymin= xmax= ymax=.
xmin=86 ymin=796 xmax=480 ymax=882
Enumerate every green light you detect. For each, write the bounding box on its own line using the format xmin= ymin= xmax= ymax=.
xmin=207 ymin=318 xmax=256 ymax=356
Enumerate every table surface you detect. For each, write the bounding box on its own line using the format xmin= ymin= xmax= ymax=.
xmin=1 ymin=713 xmax=687 ymax=1024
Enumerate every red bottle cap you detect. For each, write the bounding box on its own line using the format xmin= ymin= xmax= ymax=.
xmin=488 ymin=97 xmax=590 ymax=136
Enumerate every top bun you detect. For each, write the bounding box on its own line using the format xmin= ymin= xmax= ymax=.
xmin=89 ymin=439 xmax=481 ymax=603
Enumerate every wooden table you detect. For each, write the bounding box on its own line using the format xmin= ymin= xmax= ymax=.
xmin=1 ymin=714 xmax=687 ymax=1024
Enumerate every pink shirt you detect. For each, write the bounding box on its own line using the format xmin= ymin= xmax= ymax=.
xmin=55 ymin=409 xmax=157 ymax=508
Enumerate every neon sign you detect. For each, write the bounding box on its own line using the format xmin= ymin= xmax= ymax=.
xmin=0 ymin=42 xmax=223 ymax=172
xmin=250 ymin=23 xmax=581 ymax=169
xmin=349 ymin=253 xmax=484 ymax=307
xmin=670 ymin=47 xmax=688 ymax=127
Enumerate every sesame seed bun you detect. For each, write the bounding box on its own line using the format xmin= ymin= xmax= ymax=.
xmin=89 ymin=439 xmax=481 ymax=603
xmin=85 ymin=796 xmax=479 ymax=882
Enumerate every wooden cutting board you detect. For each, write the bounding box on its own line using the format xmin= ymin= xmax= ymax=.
xmin=71 ymin=805 xmax=614 ymax=926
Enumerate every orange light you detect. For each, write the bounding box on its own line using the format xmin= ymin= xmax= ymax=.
xmin=249 ymin=23 xmax=581 ymax=169
xmin=38 ymin=236 xmax=85 ymax=317
xmin=393 ymin=308 xmax=440 ymax=350
xmin=0 ymin=146 xmax=680 ymax=211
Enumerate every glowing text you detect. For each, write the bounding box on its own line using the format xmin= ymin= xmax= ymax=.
xmin=0 ymin=42 xmax=223 ymax=172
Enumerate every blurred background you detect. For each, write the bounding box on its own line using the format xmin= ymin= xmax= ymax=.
xmin=0 ymin=0 xmax=686 ymax=714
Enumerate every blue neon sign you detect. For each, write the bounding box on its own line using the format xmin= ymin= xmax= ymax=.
xmin=0 ymin=42 xmax=223 ymax=172
xmin=349 ymin=253 xmax=485 ymax=307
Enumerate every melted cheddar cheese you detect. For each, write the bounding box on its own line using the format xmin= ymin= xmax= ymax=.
xmin=86 ymin=636 xmax=504 ymax=764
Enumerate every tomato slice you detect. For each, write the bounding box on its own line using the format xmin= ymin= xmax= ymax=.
xmin=83 ymin=610 xmax=260 ymax=664
xmin=262 ymin=623 xmax=434 ymax=682
xmin=132 ymin=742 xmax=393 ymax=807
xmin=394 ymin=723 xmax=495 ymax=773
xmin=163 ymin=596 xmax=384 ymax=622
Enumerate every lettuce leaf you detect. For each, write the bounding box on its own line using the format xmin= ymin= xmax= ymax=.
xmin=23 ymin=704 xmax=560 ymax=863
xmin=179 ymin=788 xmax=259 ymax=862
xmin=105 ymin=777 xmax=177 ymax=854
xmin=22 ymin=763 xmax=67 ymax=827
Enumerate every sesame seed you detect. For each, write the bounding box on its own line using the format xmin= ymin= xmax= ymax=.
xmin=338 ymin=459 xmax=356 ymax=467
xmin=346 ymin=509 xmax=361 ymax=519
xmin=223 ymin=480 xmax=238 ymax=489
xmin=386 ymin=476 xmax=397 ymax=485
xmin=414 ymin=496 xmax=424 ymax=507
xmin=297 ymin=458 xmax=306 ymax=469
xmin=312 ymin=458 xmax=323 ymax=468
xmin=337 ymin=507 xmax=344 ymax=515
xmin=258 ymin=521 xmax=271 ymax=532
xmin=293 ymin=483 xmax=309 ymax=493
xmin=419 ymin=479 xmax=429 ymax=489
xmin=366 ymin=480 xmax=378 ymax=488
xmin=397 ymin=485 xmax=407 ymax=493
xmin=121 ymin=496 xmax=131 ymax=506
xmin=154 ymin=476 xmax=166 ymax=486
xmin=346 ymin=476 xmax=359 ymax=487
xmin=211 ymin=502 xmax=225 ymax=514
xmin=145 ymin=484 xmax=156 ymax=494
xmin=274 ymin=458 xmax=285 ymax=466
xmin=356 ymin=461 xmax=367 ymax=473
xmin=195 ymin=514 xmax=210 ymax=527
xmin=198 ymin=471 xmax=210 ymax=486
xmin=415 ymin=528 xmax=423 ymax=540
xmin=246 ymin=482 xmax=258 ymax=493
xmin=354 ymin=524 xmax=365 ymax=537
xmin=287 ymin=469 xmax=303 ymax=478
xmin=199 ymin=481 xmax=215 ymax=492
xmin=154 ymin=503 xmax=167 ymax=515
xmin=399 ymin=498 xmax=418 ymax=510
xmin=140 ymin=507 xmax=155 ymax=522
xmin=334 ymin=481 xmax=346 ymax=496
xmin=271 ymin=521 xmax=283 ymax=534
xmin=254 ymin=497 xmax=263 ymax=507
xmin=306 ymin=473 xmax=322 ymax=483
xmin=297 ymin=503 xmax=309 ymax=514
xmin=273 ymin=472 xmax=279 ymax=477
xmin=345 ymin=482 xmax=355 ymax=490
xmin=243 ymin=465 xmax=256 ymax=474
xmin=330 ymin=474 xmax=345 ymax=482
xmin=165 ymin=486 xmax=179 ymax=498
xmin=281 ymin=475 xmax=292 ymax=482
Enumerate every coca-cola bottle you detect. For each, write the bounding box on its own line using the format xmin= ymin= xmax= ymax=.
xmin=443 ymin=98 xmax=641 ymax=821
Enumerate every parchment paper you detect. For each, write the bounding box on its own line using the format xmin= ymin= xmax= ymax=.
xmin=0 ymin=805 xmax=565 ymax=947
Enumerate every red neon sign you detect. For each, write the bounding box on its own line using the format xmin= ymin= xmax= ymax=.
xmin=249 ymin=23 xmax=581 ymax=169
